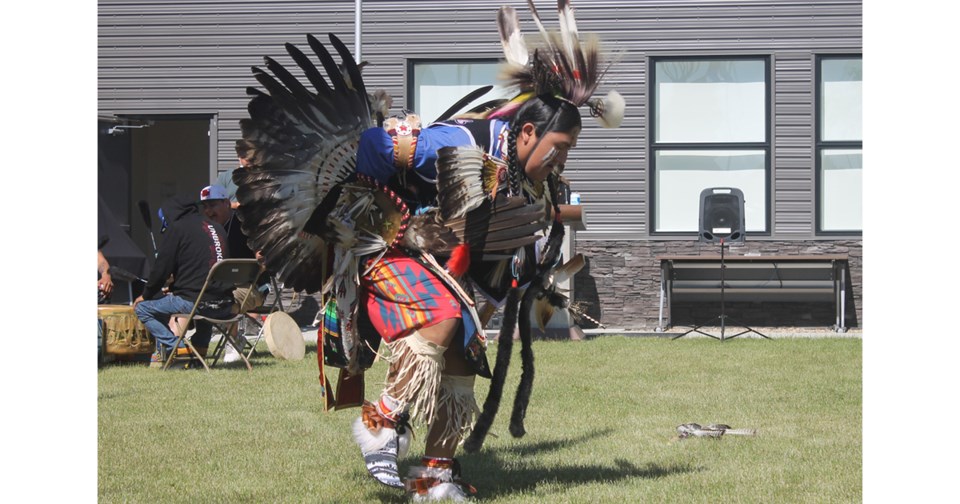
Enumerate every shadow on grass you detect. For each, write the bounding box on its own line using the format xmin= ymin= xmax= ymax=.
xmin=469 ymin=459 xmax=697 ymax=500
xmin=497 ymin=427 xmax=613 ymax=457
xmin=362 ymin=429 xmax=698 ymax=501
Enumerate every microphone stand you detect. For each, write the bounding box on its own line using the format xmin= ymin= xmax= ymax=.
xmin=673 ymin=238 xmax=770 ymax=341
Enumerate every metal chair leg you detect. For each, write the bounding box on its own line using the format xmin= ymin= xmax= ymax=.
xmin=245 ymin=316 xmax=267 ymax=360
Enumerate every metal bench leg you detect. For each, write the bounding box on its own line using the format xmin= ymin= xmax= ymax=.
xmin=839 ymin=263 xmax=847 ymax=333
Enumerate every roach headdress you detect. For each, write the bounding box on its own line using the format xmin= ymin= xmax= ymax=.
xmin=486 ymin=0 xmax=625 ymax=128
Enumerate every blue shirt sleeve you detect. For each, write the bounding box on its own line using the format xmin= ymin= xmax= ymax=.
xmin=410 ymin=124 xmax=474 ymax=181
xmin=355 ymin=124 xmax=475 ymax=184
xmin=355 ymin=128 xmax=396 ymax=184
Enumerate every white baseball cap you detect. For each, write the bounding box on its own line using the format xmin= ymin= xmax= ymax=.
xmin=200 ymin=184 xmax=229 ymax=201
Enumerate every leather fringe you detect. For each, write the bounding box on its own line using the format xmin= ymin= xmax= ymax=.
xmin=433 ymin=375 xmax=480 ymax=446
xmin=385 ymin=333 xmax=446 ymax=428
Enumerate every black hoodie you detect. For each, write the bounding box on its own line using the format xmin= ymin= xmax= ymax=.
xmin=142 ymin=195 xmax=232 ymax=303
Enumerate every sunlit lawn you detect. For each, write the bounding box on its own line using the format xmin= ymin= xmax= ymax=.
xmin=99 ymin=336 xmax=861 ymax=503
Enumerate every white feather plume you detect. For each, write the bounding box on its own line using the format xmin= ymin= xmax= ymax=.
xmin=557 ymin=0 xmax=580 ymax=72
xmin=497 ymin=6 xmax=528 ymax=66
xmin=526 ymin=0 xmax=551 ymax=42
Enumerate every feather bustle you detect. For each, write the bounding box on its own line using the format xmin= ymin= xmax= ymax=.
xmin=237 ymin=32 xmax=379 ymax=292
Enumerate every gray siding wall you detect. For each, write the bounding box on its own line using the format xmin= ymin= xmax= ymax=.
xmin=98 ymin=0 xmax=863 ymax=329
xmin=99 ymin=0 xmax=862 ymax=241
xmin=99 ymin=0 xmax=357 ymax=176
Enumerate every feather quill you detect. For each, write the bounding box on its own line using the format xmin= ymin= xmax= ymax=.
xmin=497 ymin=6 xmax=528 ymax=67
xmin=526 ymin=0 xmax=551 ymax=42
xmin=557 ymin=0 xmax=580 ymax=80
xmin=434 ymin=85 xmax=494 ymax=122
xmin=285 ymin=42 xmax=331 ymax=94
xmin=482 ymin=156 xmax=508 ymax=197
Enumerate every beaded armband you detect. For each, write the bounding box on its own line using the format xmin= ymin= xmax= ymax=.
xmin=383 ymin=114 xmax=421 ymax=171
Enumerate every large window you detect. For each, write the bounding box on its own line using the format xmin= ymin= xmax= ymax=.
xmin=817 ymin=56 xmax=862 ymax=234
xmin=409 ymin=60 xmax=513 ymax=124
xmin=651 ymin=58 xmax=770 ymax=234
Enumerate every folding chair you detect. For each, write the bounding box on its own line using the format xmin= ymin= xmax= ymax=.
xmin=162 ymin=258 xmax=262 ymax=372
xmin=238 ymin=275 xmax=285 ymax=359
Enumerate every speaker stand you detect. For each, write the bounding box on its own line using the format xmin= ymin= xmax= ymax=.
xmin=672 ymin=239 xmax=771 ymax=342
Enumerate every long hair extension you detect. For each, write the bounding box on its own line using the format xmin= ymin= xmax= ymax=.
xmin=463 ymin=286 xmax=521 ymax=453
xmin=510 ymin=205 xmax=567 ymax=437
xmin=510 ymin=277 xmax=540 ymax=438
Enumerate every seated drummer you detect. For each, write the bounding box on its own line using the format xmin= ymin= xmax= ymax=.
xmin=134 ymin=193 xmax=234 ymax=367
xmin=199 ymin=184 xmax=271 ymax=362
xmin=198 ymin=184 xmax=270 ymax=313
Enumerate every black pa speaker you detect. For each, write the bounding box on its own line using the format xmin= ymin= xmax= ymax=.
xmin=698 ymin=187 xmax=745 ymax=243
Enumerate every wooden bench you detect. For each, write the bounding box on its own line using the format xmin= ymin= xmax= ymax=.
xmin=656 ymin=254 xmax=849 ymax=333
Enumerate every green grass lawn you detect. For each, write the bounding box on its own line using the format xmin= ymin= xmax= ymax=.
xmin=98 ymin=336 xmax=861 ymax=503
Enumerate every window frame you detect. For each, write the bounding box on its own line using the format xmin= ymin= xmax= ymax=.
xmin=815 ymin=54 xmax=863 ymax=236
xmin=406 ymin=58 xmax=504 ymax=122
xmin=648 ymin=55 xmax=772 ymax=237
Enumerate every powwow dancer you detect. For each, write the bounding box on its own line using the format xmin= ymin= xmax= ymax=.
xmin=232 ymin=1 xmax=623 ymax=499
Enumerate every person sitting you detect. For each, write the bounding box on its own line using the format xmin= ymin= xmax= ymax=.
xmin=97 ymin=246 xmax=113 ymax=305
xmin=134 ymin=193 xmax=234 ymax=368
xmin=200 ymin=184 xmax=270 ymax=361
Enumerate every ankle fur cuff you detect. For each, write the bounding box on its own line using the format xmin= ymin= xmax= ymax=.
xmin=352 ymin=416 xmax=411 ymax=458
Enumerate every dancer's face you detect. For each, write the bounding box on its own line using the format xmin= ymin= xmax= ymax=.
xmin=517 ymin=122 xmax=580 ymax=182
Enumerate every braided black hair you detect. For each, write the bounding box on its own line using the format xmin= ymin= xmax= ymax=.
xmin=506 ymin=126 xmax=523 ymax=197
xmin=546 ymin=171 xmax=562 ymax=221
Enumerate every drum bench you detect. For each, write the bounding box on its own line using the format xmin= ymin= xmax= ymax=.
xmin=656 ymin=254 xmax=850 ymax=333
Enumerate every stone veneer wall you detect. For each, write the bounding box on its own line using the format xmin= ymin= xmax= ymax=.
xmin=572 ymin=240 xmax=862 ymax=331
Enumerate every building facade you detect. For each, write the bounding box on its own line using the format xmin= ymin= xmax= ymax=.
xmin=99 ymin=0 xmax=863 ymax=330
